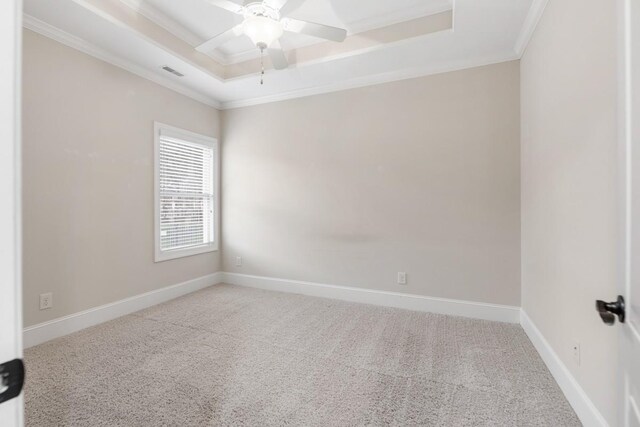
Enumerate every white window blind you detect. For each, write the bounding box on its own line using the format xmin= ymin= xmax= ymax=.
xmin=155 ymin=123 xmax=217 ymax=261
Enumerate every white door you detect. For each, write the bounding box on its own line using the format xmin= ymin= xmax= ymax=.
xmin=0 ymin=0 xmax=23 ymax=426
xmin=621 ymin=0 xmax=640 ymax=425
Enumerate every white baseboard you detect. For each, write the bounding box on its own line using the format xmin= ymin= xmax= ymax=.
xmin=222 ymin=272 xmax=520 ymax=323
xmin=23 ymin=271 xmax=518 ymax=347
xmin=23 ymin=272 xmax=224 ymax=348
xmin=520 ymin=310 xmax=609 ymax=427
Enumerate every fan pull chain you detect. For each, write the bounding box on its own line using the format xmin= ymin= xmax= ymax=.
xmin=260 ymin=47 xmax=265 ymax=85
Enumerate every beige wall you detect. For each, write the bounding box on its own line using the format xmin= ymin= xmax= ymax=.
xmin=22 ymin=29 xmax=221 ymax=327
xmin=222 ymin=61 xmax=521 ymax=306
xmin=520 ymin=0 xmax=618 ymax=424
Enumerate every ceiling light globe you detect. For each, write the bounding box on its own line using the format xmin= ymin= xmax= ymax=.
xmin=242 ymin=16 xmax=283 ymax=48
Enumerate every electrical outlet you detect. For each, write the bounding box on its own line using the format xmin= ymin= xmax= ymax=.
xmin=571 ymin=341 xmax=581 ymax=366
xmin=397 ymin=272 xmax=407 ymax=285
xmin=235 ymin=256 xmax=242 ymax=267
xmin=40 ymin=292 xmax=53 ymax=310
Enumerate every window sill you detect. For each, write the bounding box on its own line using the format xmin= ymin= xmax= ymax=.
xmin=154 ymin=243 xmax=218 ymax=263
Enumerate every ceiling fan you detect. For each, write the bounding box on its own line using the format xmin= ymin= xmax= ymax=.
xmin=197 ymin=0 xmax=347 ymax=77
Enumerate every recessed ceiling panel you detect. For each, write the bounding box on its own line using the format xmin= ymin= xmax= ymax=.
xmin=140 ymin=0 xmax=452 ymax=59
xmin=142 ymin=0 xmax=238 ymax=41
xmin=280 ymin=0 xmax=344 ymax=29
xmin=332 ymin=0 xmax=451 ymax=30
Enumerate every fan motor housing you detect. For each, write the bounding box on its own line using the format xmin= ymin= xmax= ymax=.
xmin=244 ymin=2 xmax=280 ymax=21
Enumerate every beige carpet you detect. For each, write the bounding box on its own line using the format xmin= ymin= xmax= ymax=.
xmin=25 ymin=284 xmax=580 ymax=426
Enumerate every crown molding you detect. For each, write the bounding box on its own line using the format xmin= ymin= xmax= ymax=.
xmin=23 ymin=6 xmax=521 ymax=113
xmin=22 ymin=14 xmax=222 ymax=109
xmin=221 ymin=50 xmax=519 ymax=109
xmin=25 ymin=10 xmax=497 ymax=112
xmin=514 ymin=0 xmax=549 ymax=57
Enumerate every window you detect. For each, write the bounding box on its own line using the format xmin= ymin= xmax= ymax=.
xmin=154 ymin=122 xmax=218 ymax=262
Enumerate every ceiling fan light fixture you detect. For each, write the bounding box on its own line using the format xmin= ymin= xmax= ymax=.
xmin=199 ymin=0 xmax=348 ymax=81
xmin=242 ymin=15 xmax=283 ymax=49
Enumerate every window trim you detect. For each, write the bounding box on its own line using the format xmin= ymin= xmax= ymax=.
xmin=154 ymin=122 xmax=219 ymax=262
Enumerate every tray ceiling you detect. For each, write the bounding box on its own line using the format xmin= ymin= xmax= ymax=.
xmin=122 ymin=0 xmax=453 ymax=64
xmin=23 ymin=0 xmax=543 ymax=109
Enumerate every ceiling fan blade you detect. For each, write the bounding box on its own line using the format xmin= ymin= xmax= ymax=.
xmin=268 ymin=40 xmax=289 ymax=70
xmin=203 ymin=0 xmax=245 ymax=15
xmin=282 ymin=18 xmax=347 ymax=42
xmin=196 ymin=24 xmax=244 ymax=54
xmin=272 ymin=0 xmax=307 ymax=16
